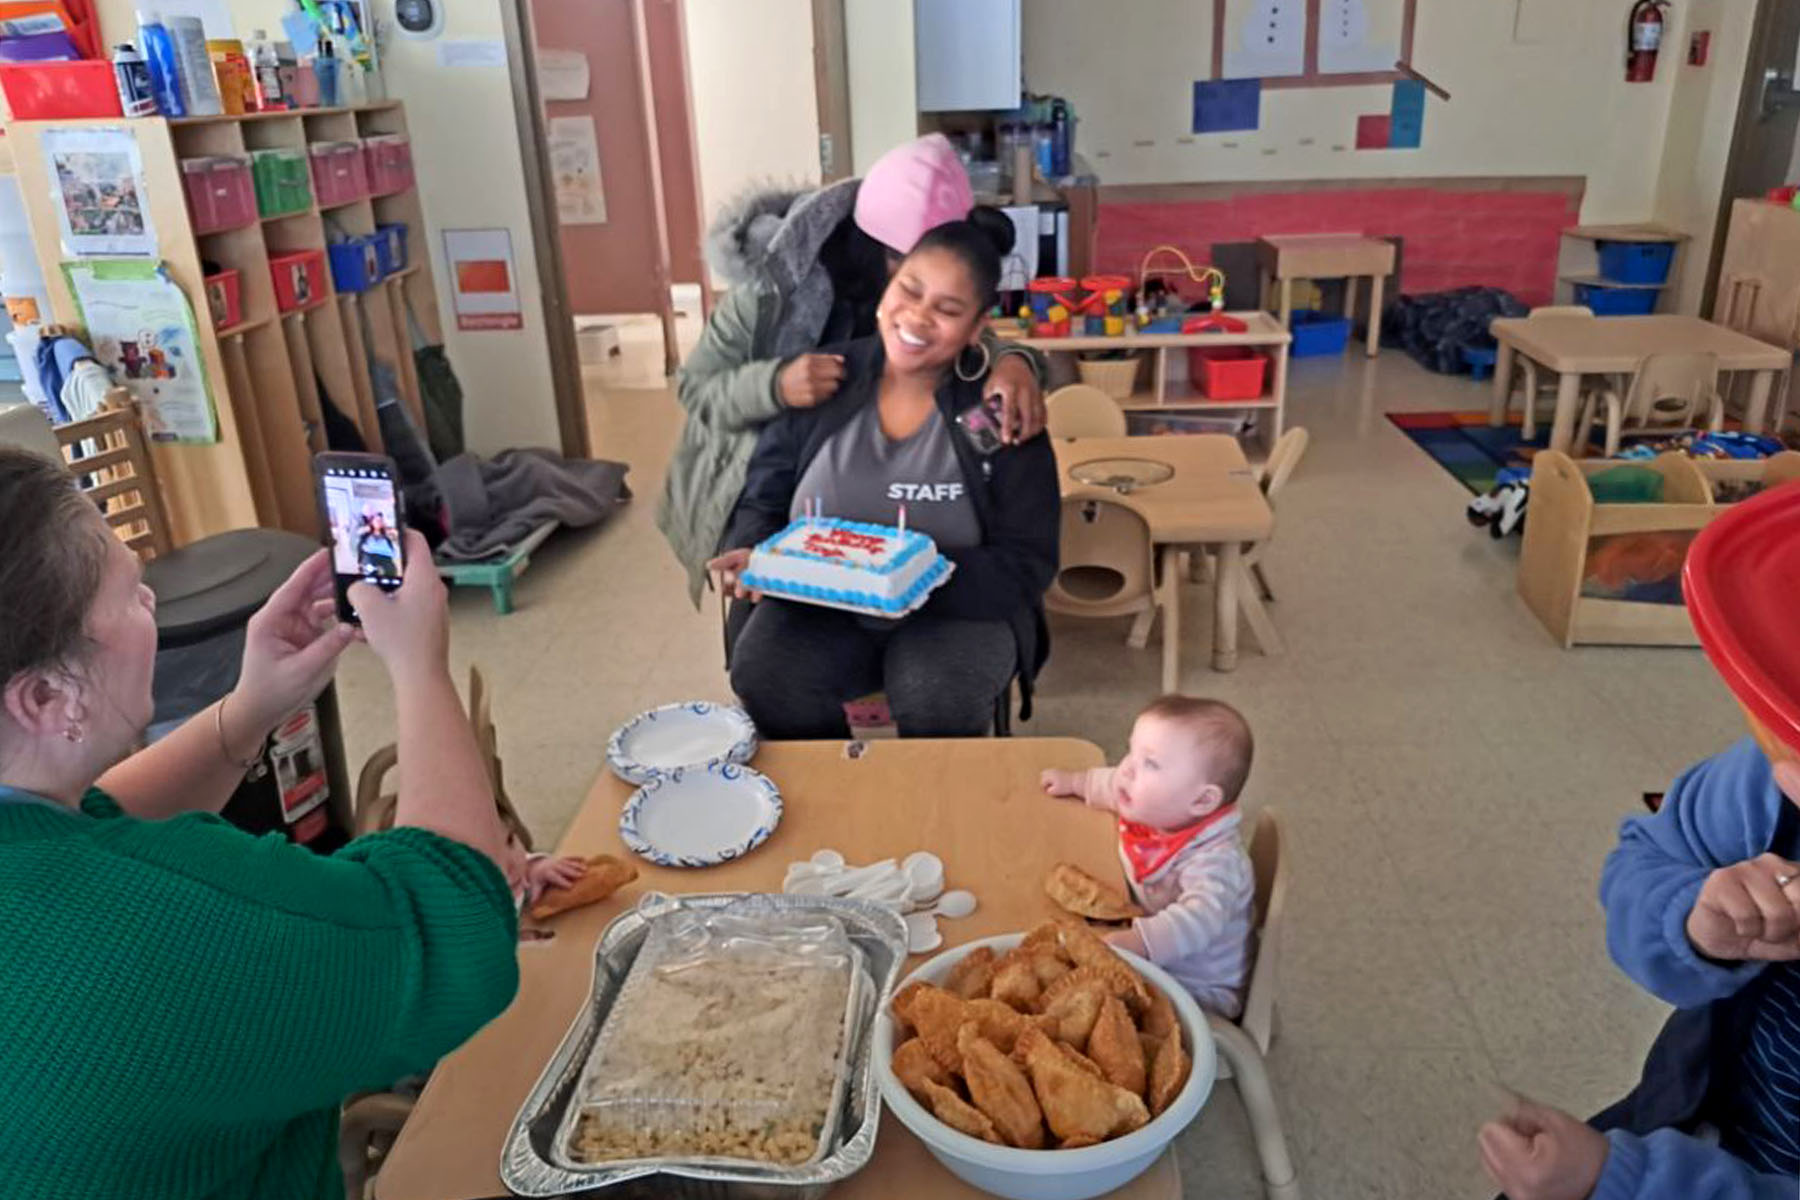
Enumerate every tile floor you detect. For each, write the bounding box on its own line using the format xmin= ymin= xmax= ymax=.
xmin=340 ymin=323 xmax=1750 ymax=1198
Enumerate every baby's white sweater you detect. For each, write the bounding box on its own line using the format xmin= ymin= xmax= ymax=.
xmin=1081 ymin=767 xmax=1255 ymax=1018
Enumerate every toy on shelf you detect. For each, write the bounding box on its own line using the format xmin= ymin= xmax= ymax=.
xmin=1027 ymin=276 xmax=1079 ymax=337
xmin=1077 ymin=274 xmax=1132 ymax=335
xmin=1136 ymin=245 xmax=1226 ymax=328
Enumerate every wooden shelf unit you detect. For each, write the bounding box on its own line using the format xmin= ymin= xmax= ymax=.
xmin=10 ymin=103 xmax=445 ymax=545
xmin=1007 ymin=312 xmax=1293 ymax=453
xmin=1553 ymin=223 xmax=1687 ymax=314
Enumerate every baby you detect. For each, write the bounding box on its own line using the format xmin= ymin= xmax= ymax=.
xmin=1041 ymin=695 xmax=1256 ymax=1018
xmin=501 ymin=830 xmax=588 ymax=912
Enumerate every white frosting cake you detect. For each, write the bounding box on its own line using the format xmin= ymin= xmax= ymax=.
xmin=740 ymin=517 xmax=952 ymax=616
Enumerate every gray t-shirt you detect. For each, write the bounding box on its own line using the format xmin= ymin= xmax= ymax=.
xmin=791 ymin=404 xmax=982 ymax=549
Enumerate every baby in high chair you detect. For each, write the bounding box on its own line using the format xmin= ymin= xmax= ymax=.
xmin=1041 ymin=695 xmax=1256 ymax=1018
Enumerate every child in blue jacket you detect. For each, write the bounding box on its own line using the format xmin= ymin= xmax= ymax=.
xmin=1481 ymin=738 xmax=1800 ymax=1199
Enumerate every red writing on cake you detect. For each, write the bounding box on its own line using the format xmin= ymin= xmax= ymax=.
xmin=801 ymin=526 xmax=890 ymax=559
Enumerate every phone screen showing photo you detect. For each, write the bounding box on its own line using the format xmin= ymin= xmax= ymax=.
xmin=319 ymin=461 xmax=404 ymax=622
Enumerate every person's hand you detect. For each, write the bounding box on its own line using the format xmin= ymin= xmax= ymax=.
xmin=707 ymin=547 xmax=762 ymax=603
xmin=777 ymin=354 xmax=845 ymax=409
xmin=526 ymin=855 xmax=588 ymax=901
xmin=230 ymin=549 xmax=357 ymax=736
xmin=1041 ymin=768 xmax=1083 ymax=799
xmin=1685 ymin=852 xmax=1800 ymax=962
xmin=1104 ymin=927 xmax=1149 ymax=957
xmin=349 ymin=529 xmax=450 ymax=684
xmin=1479 ymin=1096 xmax=1609 ymax=1200
xmin=986 ymin=353 xmax=1045 ymax=443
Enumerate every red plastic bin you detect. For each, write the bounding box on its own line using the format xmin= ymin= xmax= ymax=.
xmin=181 ymin=156 xmax=257 ymax=234
xmin=1188 ymin=346 xmax=1269 ymax=401
xmin=0 ymin=61 xmax=123 ymax=119
xmin=269 ymin=249 xmax=326 ymax=312
xmin=362 ymin=134 xmax=415 ymax=196
xmin=308 ymin=141 xmax=368 ymax=208
xmin=203 ymin=269 xmax=242 ymax=330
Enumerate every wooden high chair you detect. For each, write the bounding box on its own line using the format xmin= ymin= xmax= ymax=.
xmin=1577 ymin=351 xmax=1725 ymax=459
xmin=1505 ymin=306 xmax=1595 ymax=440
xmin=50 ymin=390 xmax=174 ymax=560
xmin=1046 ymin=383 xmax=1128 ymax=439
xmin=1045 ymin=495 xmax=1161 ymax=650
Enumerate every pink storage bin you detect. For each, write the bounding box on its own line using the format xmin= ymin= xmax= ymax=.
xmin=308 ymin=141 xmax=368 ymax=208
xmin=362 ymin=134 xmax=415 ymax=196
xmin=181 ymin=156 xmax=257 ymax=234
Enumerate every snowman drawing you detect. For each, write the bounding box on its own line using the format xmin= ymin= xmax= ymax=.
xmin=1319 ymin=0 xmax=1399 ymax=73
xmin=1230 ymin=0 xmax=1305 ymax=76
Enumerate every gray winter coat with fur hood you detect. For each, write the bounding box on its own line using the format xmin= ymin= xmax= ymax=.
xmin=656 ymin=179 xmax=1041 ymax=605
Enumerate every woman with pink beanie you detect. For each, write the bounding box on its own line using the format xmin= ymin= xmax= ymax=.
xmin=657 ymin=134 xmax=1046 ymax=606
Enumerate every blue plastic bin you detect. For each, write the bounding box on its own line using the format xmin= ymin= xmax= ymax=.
xmin=1596 ymin=240 xmax=1674 ymax=285
xmin=1289 ymin=309 xmax=1352 ymax=357
xmin=1574 ymin=282 xmax=1658 ymax=316
xmin=373 ymin=222 xmax=408 ymax=275
xmin=328 ymin=236 xmax=385 ymax=293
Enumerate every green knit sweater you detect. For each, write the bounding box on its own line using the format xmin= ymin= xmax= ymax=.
xmin=0 ymin=789 xmax=519 ymax=1200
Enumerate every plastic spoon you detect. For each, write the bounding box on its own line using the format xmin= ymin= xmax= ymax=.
xmin=902 ymin=851 xmax=945 ymax=905
xmin=903 ymin=911 xmax=943 ymax=953
xmin=920 ymin=889 xmax=977 ymax=920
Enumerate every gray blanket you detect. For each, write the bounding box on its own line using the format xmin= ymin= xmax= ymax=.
xmin=435 ymin=448 xmax=631 ymax=562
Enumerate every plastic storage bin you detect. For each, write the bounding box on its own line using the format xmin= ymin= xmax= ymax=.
xmin=203 ymin=269 xmax=242 ymax=329
xmin=1289 ymin=309 xmax=1352 ymax=357
xmin=1188 ymin=346 xmax=1269 ymax=400
xmin=327 ymin=236 xmax=384 ymax=293
xmin=269 ymin=249 xmax=326 ymax=312
xmin=251 ymin=148 xmax=312 ymax=217
xmin=362 ymin=134 xmax=415 ymax=196
xmin=0 ymin=62 xmax=124 ymax=118
xmin=181 ymin=156 xmax=257 ymax=234
xmin=307 ymin=141 xmax=368 ymax=208
xmin=1596 ymin=240 xmax=1675 ymax=285
xmin=1574 ymin=282 xmax=1659 ymax=316
xmin=373 ymin=223 xmax=408 ymax=275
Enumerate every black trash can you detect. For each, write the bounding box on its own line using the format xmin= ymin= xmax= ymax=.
xmin=146 ymin=529 xmax=352 ymax=853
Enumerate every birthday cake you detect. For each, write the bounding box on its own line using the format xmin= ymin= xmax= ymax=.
xmin=740 ymin=516 xmax=953 ymax=616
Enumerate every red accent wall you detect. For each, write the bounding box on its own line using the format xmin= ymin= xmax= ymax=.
xmin=1095 ymin=186 xmax=1582 ymax=308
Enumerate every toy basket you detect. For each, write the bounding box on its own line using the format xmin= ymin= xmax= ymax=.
xmin=1076 ymin=354 xmax=1142 ymax=400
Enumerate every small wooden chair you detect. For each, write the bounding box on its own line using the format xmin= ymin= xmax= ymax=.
xmin=1578 ymin=351 xmax=1725 ymax=459
xmin=1046 ymin=496 xmax=1161 ymax=650
xmin=1186 ymin=427 xmax=1308 ymax=659
xmin=1207 ymin=808 xmax=1299 ymax=1200
xmin=1507 ymin=306 xmax=1594 ymax=440
xmin=1046 ymin=383 xmax=1127 ymax=439
xmin=51 ymin=390 xmax=173 ymax=560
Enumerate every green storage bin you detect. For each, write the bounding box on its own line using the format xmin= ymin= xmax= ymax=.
xmin=251 ymin=148 xmax=312 ymax=217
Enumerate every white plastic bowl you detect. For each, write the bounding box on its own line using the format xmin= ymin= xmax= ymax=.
xmin=872 ymin=933 xmax=1217 ymax=1200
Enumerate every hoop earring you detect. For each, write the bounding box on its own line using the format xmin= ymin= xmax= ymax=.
xmin=955 ymin=340 xmax=991 ymax=383
xmin=63 ymin=725 xmax=84 ymax=744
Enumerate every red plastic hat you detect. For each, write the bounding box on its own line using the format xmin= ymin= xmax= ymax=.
xmin=1683 ymin=479 xmax=1800 ymax=762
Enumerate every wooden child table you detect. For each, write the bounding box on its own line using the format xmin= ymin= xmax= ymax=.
xmin=1255 ymin=234 xmax=1397 ymax=357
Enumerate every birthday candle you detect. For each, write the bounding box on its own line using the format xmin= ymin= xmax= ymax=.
xmin=898 ymin=504 xmax=907 ymax=535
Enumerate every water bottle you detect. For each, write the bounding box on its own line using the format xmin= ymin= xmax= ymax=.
xmin=313 ymin=36 xmax=340 ymax=108
xmin=1050 ymin=99 xmax=1072 ymax=177
xmin=112 ymin=44 xmax=158 ymax=117
xmin=136 ymin=11 xmax=184 ymax=116
xmin=249 ymin=29 xmax=285 ymax=110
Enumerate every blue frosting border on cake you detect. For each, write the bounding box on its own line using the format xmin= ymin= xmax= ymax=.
xmin=742 ymin=554 xmax=950 ymax=615
xmin=754 ymin=517 xmax=933 ymax=577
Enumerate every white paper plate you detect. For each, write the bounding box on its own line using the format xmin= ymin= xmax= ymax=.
xmin=619 ymin=763 xmax=783 ymax=868
xmin=606 ymin=701 xmax=758 ymax=785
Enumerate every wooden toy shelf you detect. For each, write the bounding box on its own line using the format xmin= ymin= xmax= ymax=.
xmin=10 ymin=102 xmax=444 ymax=545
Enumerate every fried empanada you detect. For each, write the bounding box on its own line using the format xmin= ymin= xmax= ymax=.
xmin=1044 ymin=861 xmax=1144 ymax=922
xmin=1031 ymin=953 xmax=1073 ymax=990
xmin=966 ymin=998 xmax=1055 ymax=1054
xmin=895 ymin=984 xmax=972 ymax=1075
xmin=957 ymin=1024 xmax=1046 ymax=1149
xmin=919 ymin=1078 xmax=1002 ymax=1144
xmin=1147 ymin=1029 xmax=1191 ymax=1117
xmin=1014 ymin=1026 xmax=1151 ymax=1144
xmin=1055 ymin=1039 xmax=1106 ymax=1080
xmin=945 ymin=946 xmax=998 ymax=1000
xmin=526 ymin=855 xmax=638 ymax=921
xmin=1055 ymin=921 xmax=1152 ymax=1011
xmin=989 ymin=950 xmax=1043 ymax=1011
xmin=1039 ymin=976 xmax=1107 ymax=1049
xmin=1021 ymin=920 xmax=1072 ymax=962
xmin=1086 ymin=993 xmax=1147 ymax=1097
xmin=892 ymin=1037 xmax=951 ymax=1100
xmin=1140 ymin=984 xmax=1178 ymax=1041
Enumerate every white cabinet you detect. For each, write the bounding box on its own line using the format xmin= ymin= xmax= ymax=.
xmin=914 ymin=0 xmax=1021 ymax=113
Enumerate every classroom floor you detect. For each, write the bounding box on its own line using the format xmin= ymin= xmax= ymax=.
xmin=336 ymin=320 xmax=1750 ymax=1198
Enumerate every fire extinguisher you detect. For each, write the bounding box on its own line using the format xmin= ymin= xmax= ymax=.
xmin=1627 ymin=0 xmax=1670 ymax=83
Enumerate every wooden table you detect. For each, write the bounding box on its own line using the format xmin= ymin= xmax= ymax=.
xmin=374 ymin=738 xmax=1182 ymax=1200
xmin=1488 ymin=314 xmax=1791 ymax=454
xmin=1256 ymin=234 xmax=1396 ymax=357
xmin=1055 ymin=435 xmax=1275 ymax=684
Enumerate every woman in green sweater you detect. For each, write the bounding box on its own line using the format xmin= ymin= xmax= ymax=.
xmin=0 ymin=449 xmax=520 ymax=1200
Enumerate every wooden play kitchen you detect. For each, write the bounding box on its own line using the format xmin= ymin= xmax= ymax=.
xmin=1254 ymin=234 xmax=1396 ymax=358
xmin=1487 ymin=314 xmax=1791 ymax=456
xmin=8 ymin=104 xmax=442 ymax=545
xmin=374 ymin=738 xmax=1184 ymax=1200
xmin=1055 ymin=434 xmax=1274 ymax=682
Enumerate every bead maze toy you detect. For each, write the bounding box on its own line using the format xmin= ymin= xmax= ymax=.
xmin=1135 ymin=245 xmax=1227 ymax=332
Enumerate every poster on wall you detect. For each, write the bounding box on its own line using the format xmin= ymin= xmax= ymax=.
xmin=536 ymin=48 xmax=591 ymax=100
xmin=63 ymin=259 xmax=218 ymax=443
xmin=548 ymin=115 xmax=607 ymax=225
xmin=40 ymin=127 xmax=158 ymax=257
xmin=1222 ymin=0 xmax=1305 ymax=79
xmin=442 ymin=228 xmax=523 ymax=331
xmin=1317 ymin=0 xmax=1405 ymax=75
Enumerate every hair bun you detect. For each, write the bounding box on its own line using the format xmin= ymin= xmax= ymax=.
xmin=966 ymin=206 xmax=1016 ymax=259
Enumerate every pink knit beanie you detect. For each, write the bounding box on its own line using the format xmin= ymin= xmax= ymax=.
xmin=853 ymin=134 xmax=974 ymax=254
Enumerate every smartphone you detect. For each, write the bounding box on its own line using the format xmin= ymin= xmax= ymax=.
xmin=313 ymin=452 xmax=406 ymax=623
xmin=955 ymin=397 xmax=1006 ymax=456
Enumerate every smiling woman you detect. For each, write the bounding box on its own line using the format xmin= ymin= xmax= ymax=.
xmin=709 ymin=213 xmax=1061 ymax=740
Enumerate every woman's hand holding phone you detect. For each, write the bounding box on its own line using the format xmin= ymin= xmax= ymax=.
xmin=228 ymin=550 xmax=359 ymax=744
xmin=350 ymin=529 xmax=452 ymax=685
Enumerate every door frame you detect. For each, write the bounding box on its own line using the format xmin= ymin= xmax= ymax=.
xmin=1703 ymin=0 xmax=1795 ymax=316
xmin=812 ymin=0 xmax=854 ymax=182
xmin=501 ymin=0 xmax=592 ymax=457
